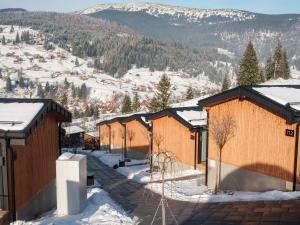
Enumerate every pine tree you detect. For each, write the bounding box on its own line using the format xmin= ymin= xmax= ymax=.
xmin=19 ymin=75 xmax=25 ymax=88
xmin=280 ymin=49 xmax=290 ymax=79
xmin=73 ymin=108 xmax=80 ymax=119
xmin=6 ymin=76 xmax=12 ymax=92
xmin=45 ymin=81 xmax=50 ymax=93
xmin=37 ymin=83 xmax=45 ymax=98
xmin=273 ymin=41 xmax=283 ymax=79
xmin=71 ymin=83 xmax=76 ymax=98
xmin=15 ymin=32 xmax=20 ymax=44
xmin=93 ymin=106 xmax=99 ymax=119
xmin=186 ymin=86 xmax=194 ymax=100
xmin=10 ymin=25 xmax=14 ymax=33
xmin=132 ymin=92 xmax=141 ymax=112
xmin=221 ymin=74 xmax=230 ymax=92
xmin=2 ymin=35 xmax=5 ymax=45
xmin=237 ymin=41 xmax=262 ymax=85
xmin=80 ymin=83 xmax=88 ymax=100
xmin=75 ymin=58 xmax=79 ymax=67
xmin=121 ymin=94 xmax=132 ymax=113
xmin=29 ymin=80 xmax=34 ymax=89
xmin=148 ymin=74 xmax=172 ymax=112
xmin=64 ymin=78 xmax=70 ymax=89
xmin=265 ymin=56 xmax=275 ymax=80
xmin=60 ymin=92 xmax=68 ymax=107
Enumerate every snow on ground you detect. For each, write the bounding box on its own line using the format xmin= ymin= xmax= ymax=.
xmin=13 ymin=187 xmax=136 ymax=225
xmin=66 ymin=149 xmax=300 ymax=203
xmin=78 ymin=3 xmax=255 ymax=22
xmin=217 ymin=48 xmax=235 ymax=59
xmin=146 ymin=177 xmax=300 ymax=203
xmin=91 ymin=151 xmax=202 ymax=183
xmin=0 ymin=25 xmax=218 ymax=101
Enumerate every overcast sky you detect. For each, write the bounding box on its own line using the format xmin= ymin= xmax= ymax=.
xmin=0 ymin=0 xmax=299 ymax=14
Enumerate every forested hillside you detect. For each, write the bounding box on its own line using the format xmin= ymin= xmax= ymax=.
xmin=0 ymin=11 xmax=231 ymax=82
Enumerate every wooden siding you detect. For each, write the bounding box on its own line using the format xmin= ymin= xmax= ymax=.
xmin=84 ymin=134 xmax=99 ymax=149
xmin=11 ymin=113 xmax=59 ymax=210
xmin=99 ymin=124 xmax=110 ymax=147
xmin=110 ymin=121 xmax=125 ymax=149
xmin=151 ymin=115 xmax=198 ymax=167
xmin=205 ymin=98 xmax=300 ymax=183
xmin=125 ymin=120 xmax=149 ymax=153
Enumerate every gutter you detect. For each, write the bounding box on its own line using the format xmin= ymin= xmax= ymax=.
xmin=293 ymin=123 xmax=300 ymax=191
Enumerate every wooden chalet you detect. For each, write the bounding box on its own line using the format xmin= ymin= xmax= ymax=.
xmin=199 ymin=85 xmax=300 ymax=192
xmin=122 ymin=113 xmax=152 ymax=159
xmin=62 ymin=125 xmax=84 ymax=148
xmin=147 ymin=106 xmax=207 ymax=171
xmin=0 ymin=98 xmax=71 ymax=223
xmin=84 ymin=131 xmax=99 ymax=150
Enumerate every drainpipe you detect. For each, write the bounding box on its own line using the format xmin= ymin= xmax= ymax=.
xmin=293 ymin=123 xmax=300 ymax=191
xmin=193 ymin=129 xmax=197 ymax=170
xmin=123 ymin=124 xmax=127 ymax=160
xmin=58 ymin=123 xmax=62 ymax=155
xmin=150 ymin=124 xmax=153 ymax=171
xmin=205 ymin=111 xmax=210 ymax=186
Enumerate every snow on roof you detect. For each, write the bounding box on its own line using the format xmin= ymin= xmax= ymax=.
xmin=252 ymin=86 xmax=300 ymax=111
xmin=86 ymin=131 xmax=99 ymax=137
xmin=171 ymin=96 xmax=209 ymax=108
xmin=0 ymin=102 xmax=44 ymax=131
xmin=65 ymin=125 xmax=85 ymax=135
xmin=173 ymin=108 xmax=207 ymax=126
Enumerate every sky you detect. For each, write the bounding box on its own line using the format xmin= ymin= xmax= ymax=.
xmin=0 ymin=0 xmax=300 ymax=14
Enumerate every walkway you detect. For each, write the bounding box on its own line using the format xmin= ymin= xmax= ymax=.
xmin=87 ymin=154 xmax=300 ymax=225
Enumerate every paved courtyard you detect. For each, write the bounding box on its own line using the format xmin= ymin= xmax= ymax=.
xmin=87 ymin=154 xmax=300 ymax=225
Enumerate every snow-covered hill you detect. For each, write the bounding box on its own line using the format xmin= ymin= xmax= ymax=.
xmin=78 ymin=3 xmax=255 ymax=23
xmin=0 ymin=25 xmax=218 ymax=107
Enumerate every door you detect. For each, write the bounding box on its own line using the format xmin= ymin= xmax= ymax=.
xmin=198 ymin=130 xmax=207 ymax=163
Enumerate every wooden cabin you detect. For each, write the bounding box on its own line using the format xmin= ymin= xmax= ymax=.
xmin=122 ymin=113 xmax=151 ymax=159
xmin=198 ymin=85 xmax=300 ymax=192
xmin=98 ymin=115 xmax=128 ymax=154
xmin=147 ymin=107 xmax=207 ymax=171
xmin=0 ymin=98 xmax=71 ymax=223
xmin=62 ymin=125 xmax=84 ymax=148
xmin=84 ymin=131 xmax=99 ymax=150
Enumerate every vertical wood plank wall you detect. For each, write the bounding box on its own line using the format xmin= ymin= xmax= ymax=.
xmin=125 ymin=120 xmax=149 ymax=153
xmin=110 ymin=122 xmax=124 ymax=149
xmin=206 ymin=98 xmax=300 ymax=182
xmin=99 ymin=124 xmax=110 ymax=146
xmin=11 ymin=113 xmax=59 ymax=210
xmin=151 ymin=116 xmax=197 ymax=167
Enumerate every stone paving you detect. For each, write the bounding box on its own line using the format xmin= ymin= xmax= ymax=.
xmin=87 ymin=155 xmax=300 ymax=225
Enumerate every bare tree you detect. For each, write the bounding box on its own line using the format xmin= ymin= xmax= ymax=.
xmin=210 ymin=113 xmax=236 ymax=194
xmin=142 ymin=129 xmax=153 ymax=170
xmin=126 ymin=129 xmax=135 ymax=151
xmin=151 ymin=151 xmax=178 ymax=225
xmin=153 ymin=133 xmax=164 ymax=153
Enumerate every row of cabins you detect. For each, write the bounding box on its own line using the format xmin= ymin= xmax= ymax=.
xmin=98 ymin=108 xmax=208 ymax=170
xmin=98 ymin=85 xmax=300 ymax=192
xmin=0 ymin=84 xmax=300 ymax=223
